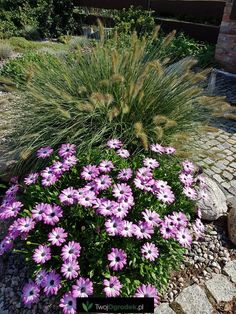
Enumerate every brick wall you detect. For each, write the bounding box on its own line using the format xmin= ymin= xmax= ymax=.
xmin=215 ymin=0 xmax=236 ymax=73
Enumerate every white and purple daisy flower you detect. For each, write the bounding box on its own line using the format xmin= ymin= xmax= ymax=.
xmin=134 ymin=284 xmax=159 ymax=305
xmin=59 ymin=143 xmax=76 ymax=158
xmin=141 ymin=242 xmax=159 ymax=261
xmin=33 ymin=245 xmax=51 ymax=264
xmin=48 ymin=227 xmax=68 ymax=246
xmin=22 ymin=281 xmax=40 ymax=305
xmin=61 ymin=260 xmax=80 ymax=280
xmin=108 ymin=248 xmax=127 ymax=271
xmin=72 ymin=277 xmax=93 ymax=298
xmin=37 ymin=146 xmax=53 ymax=159
xmin=61 ymin=241 xmax=81 ymax=262
xmin=103 ymin=276 xmax=122 ymax=297
xmin=42 ymin=270 xmax=61 ymax=296
xmin=60 ymin=292 xmax=76 ymax=314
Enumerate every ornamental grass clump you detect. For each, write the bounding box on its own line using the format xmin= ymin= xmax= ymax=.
xmin=1 ymin=28 xmax=228 ymax=173
xmin=0 ymin=140 xmax=206 ymax=312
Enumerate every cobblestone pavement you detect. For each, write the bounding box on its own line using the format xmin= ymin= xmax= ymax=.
xmin=193 ymin=117 xmax=236 ymax=197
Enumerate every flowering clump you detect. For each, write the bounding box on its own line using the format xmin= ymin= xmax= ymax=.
xmin=0 ymin=140 xmax=206 ymax=313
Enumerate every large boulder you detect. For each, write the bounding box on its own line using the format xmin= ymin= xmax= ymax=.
xmin=197 ymin=176 xmax=227 ymax=221
xmin=228 ymin=206 xmax=236 ymax=245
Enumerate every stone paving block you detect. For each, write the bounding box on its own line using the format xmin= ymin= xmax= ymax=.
xmin=227 ymin=156 xmax=235 ymax=162
xmin=225 ymin=149 xmax=233 ymax=155
xmin=223 ymin=260 xmax=236 ymax=284
xmin=211 ymin=166 xmax=222 ymax=174
xmin=231 ymin=180 xmax=236 ymax=189
xmin=154 ymin=303 xmax=175 ymax=314
xmin=228 ymin=138 xmax=236 ymax=145
xmin=222 ymin=182 xmax=231 ymax=190
xmin=205 ymin=274 xmax=236 ymax=303
xmin=213 ymin=174 xmax=223 ymax=183
xmin=222 ymin=170 xmax=234 ymax=181
xmin=175 ymin=284 xmax=213 ymax=314
xmin=231 ymin=162 xmax=236 ymax=169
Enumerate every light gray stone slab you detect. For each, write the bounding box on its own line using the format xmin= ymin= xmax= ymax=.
xmin=154 ymin=303 xmax=175 ymax=314
xmin=175 ymin=284 xmax=213 ymax=314
xmin=205 ymin=274 xmax=236 ymax=302
xmin=223 ymin=260 xmax=236 ymax=283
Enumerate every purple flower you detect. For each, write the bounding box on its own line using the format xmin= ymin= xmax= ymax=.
xmin=170 ymin=212 xmax=188 ymax=228
xmin=182 ymin=160 xmax=195 ymax=174
xmin=17 ymin=217 xmax=35 ymax=233
xmin=63 ymin=155 xmax=78 ymax=168
xmin=192 ymin=218 xmax=205 ymax=239
xmin=61 ymin=260 xmax=80 ymax=280
xmin=108 ymin=248 xmax=127 ymax=271
xmin=95 ymin=175 xmax=112 ymax=191
xmin=179 ymin=173 xmax=194 ymax=187
xmin=81 ymin=165 xmax=100 ymax=181
xmin=134 ymin=284 xmax=159 ymax=305
xmin=133 ymin=222 xmax=154 ymax=239
xmin=156 ymin=188 xmax=175 ymax=204
xmin=103 ymin=276 xmax=122 ymax=297
xmin=0 ymin=201 xmax=23 ymax=219
xmin=60 ymin=292 xmax=76 ymax=314
xmin=77 ymin=191 xmax=97 ymax=208
xmin=105 ymin=216 xmax=123 ymax=236
xmin=41 ymin=174 xmax=58 ymax=187
xmin=72 ymin=277 xmax=93 ymax=298
xmin=61 ymin=241 xmax=81 ymax=262
xmin=176 ymin=228 xmax=192 ymax=247
xmin=117 ymin=148 xmax=130 ymax=158
xmin=35 ymin=269 xmax=48 ymax=287
xmin=59 ymin=143 xmax=76 ymax=158
xmin=48 ymin=227 xmax=68 ymax=246
xmin=107 ymin=139 xmax=123 ymax=149
xmin=0 ymin=236 xmax=13 ymax=255
xmin=112 ymin=183 xmax=132 ymax=201
xmin=141 ymin=243 xmax=159 ymax=261
xmin=143 ymin=158 xmax=160 ymax=169
xmin=120 ymin=220 xmax=134 ymax=237
xmin=160 ymin=221 xmax=176 ymax=240
xmin=112 ymin=203 xmax=129 ymax=219
xmin=99 ymin=160 xmax=114 ymax=173
xmin=95 ymin=199 xmax=116 ymax=217
xmin=33 ymin=245 xmax=51 ymax=264
xmin=117 ymin=168 xmax=133 ymax=181
xmin=43 ymin=204 xmax=63 ymax=225
xmin=142 ymin=209 xmax=162 ymax=227
xmin=41 ymin=167 xmax=54 ymax=178
xmin=165 ymin=146 xmax=176 ymax=155
xmin=42 ymin=270 xmax=61 ymax=296
xmin=32 ymin=203 xmax=50 ymax=221
xmin=183 ymin=187 xmax=197 ymax=200
xmin=52 ymin=161 xmax=67 ymax=175
xmin=24 ymin=173 xmax=39 ymax=185
xmin=5 ymin=184 xmax=19 ymax=197
xmin=150 ymin=144 xmax=165 ymax=154
xmin=22 ymin=282 xmax=40 ymax=305
xmin=59 ymin=187 xmax=77 ymax=205
xmin=37 ymin=146 xmax=53 ymax=159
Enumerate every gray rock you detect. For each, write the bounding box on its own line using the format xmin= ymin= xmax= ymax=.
xmin=197 ymin=176 xmax=227 ymax=221
xmin=154 ymin=303 xmax=175 ymax=314
xmin=175 ymin=284 xmax=213 ymax=314
xmin=223 ymin=260 xmax=236 ymax=283
xmin=205 ymin=274 xmax=236 ymax=302
xmin=228 ymin=206 xmax=236 ymax=245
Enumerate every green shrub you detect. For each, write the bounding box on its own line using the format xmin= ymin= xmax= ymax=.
xmin=1 ymin=30 xmax=224 ymax=173
xmin=0 ymin=43 xmax=13 ymax=60
xmin=113 ymin=6 xmax=155 ymax=36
